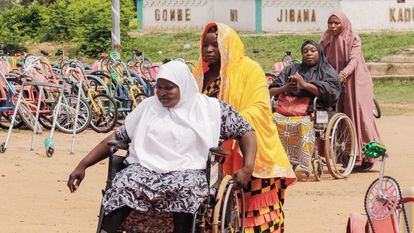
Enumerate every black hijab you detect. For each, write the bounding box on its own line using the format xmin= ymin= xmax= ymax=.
xmin=270 ymin=40 xmax=341 ymax=108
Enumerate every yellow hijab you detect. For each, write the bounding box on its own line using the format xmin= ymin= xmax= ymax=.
xmin=194 ymin=23 xmax=295 ymax=183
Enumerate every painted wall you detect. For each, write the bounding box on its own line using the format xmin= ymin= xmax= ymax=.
xmin=340 ymin=0 xmax=414 ymax=31
xmin=138 ymin=0 xmax=414 ymax=32
xmin=213 ymin=0 xmax=256 ymax=32
xmin=142 ymin=0 xmax=213 ymax=30
xmin=262 ymin=0 xmax=340 ymax=32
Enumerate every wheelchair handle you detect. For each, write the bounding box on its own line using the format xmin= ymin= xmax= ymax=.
xmin=107 ymin=140 xmax=129 ymax=151
xmin=313 ymin=97 xmax=318 ymax=113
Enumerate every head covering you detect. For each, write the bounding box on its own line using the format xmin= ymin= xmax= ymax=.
xmin=299 ymin=39 xmax=337 ymax=79
xmin=194 ymin=22 xmax=296 ymax=182
xmin=194 ymin=22 xmax=245 ymax=101
xmin=320 ymin=11 xmax=357 ymax=71
xmin=124 ymin=60 xmax=221 ymax=172
xmin=270 ymin=40 xmax=340 ymax=108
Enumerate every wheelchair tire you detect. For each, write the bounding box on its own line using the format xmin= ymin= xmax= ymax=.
xmin=373 ymin=98 xmax=381 ymax=119
xmin=312 ymin=156 xmax=323 ymax=181
xmin=213 ymin=175 xmax=245 ymax=233
xmin=324 ymin=113 xmax=357 ymax=179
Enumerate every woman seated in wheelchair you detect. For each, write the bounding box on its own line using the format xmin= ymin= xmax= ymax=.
xmin=269 ymin=40 xmax=341 ymax=174
xmin=67 ymin=61 xmax=257 ymax=233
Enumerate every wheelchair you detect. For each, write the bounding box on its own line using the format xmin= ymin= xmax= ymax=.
xmin=96 ymin=140 xmax=245 ymax=233
xmin=271 ymin=94 xmax=357 ymax=181
xmin=309 ymin=97 xmax=357 ymax=180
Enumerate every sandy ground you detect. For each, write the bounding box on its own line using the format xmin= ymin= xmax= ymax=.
xmin=0 ymin=114 xmax=413 ymax=233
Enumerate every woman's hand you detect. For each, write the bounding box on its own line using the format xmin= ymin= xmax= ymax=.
xmin=289 ymin=72 xmax=307 ymax=89
xmin=283 ymin=82 xmax=297 ymax=93
xmin=234 ymin=166 xmax=253 ymax=189
xmin=339 ymin=72 xmax=346 ymax=82
xmin=67 ymin=164 xmax=86 ymax=193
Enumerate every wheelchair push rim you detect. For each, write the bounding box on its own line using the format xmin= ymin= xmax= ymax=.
xmin=324 ymin=113 xmax=357 ymax=179
xmin=212 ymin=175 xmax=245 ymax=233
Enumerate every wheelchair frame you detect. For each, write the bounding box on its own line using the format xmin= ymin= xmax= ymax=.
xmin=96 ymin=140 xmax=245 ymax=233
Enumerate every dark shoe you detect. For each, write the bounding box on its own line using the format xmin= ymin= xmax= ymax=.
xmin=354 ymin=161 xmax=374 ymax=173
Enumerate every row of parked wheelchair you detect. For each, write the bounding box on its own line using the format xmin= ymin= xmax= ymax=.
xmin=0 ymin=50 xmax=173 ymax=156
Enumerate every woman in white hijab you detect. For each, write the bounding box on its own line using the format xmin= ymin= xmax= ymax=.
xmin=67 ymin=61 xmax=257 ymax=233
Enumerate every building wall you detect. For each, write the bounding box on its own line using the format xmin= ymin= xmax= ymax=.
xmin=340 ymin=0 xmax=414 ymax=31
xmin=261 ymin=0 xmax=340 ymax=32
xmin=138 ymin=0 xmax=414 ymax=32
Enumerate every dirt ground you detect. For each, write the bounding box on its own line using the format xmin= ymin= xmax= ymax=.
xmin=0 ymin=113 xmax=413 ymax=233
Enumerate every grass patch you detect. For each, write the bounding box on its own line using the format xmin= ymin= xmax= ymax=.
xmin=122 ymin=31 xmax=414 ymax=70
xmin=374 ymin=79 xmax=414 ymax=104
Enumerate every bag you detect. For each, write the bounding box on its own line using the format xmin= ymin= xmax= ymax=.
xmin=275 ymin=94 xmax=310 ymax=117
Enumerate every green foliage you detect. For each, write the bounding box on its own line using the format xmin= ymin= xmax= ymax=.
xmin=122 ymin=31 xmax=200 ymax=62
xmin=41 ymin=0 xmax=72 ymax=41
xmin=68 ymin=0 xmax=134 ymax=56
xmin=0 ymin=0 xmax=135 ymax=56
xmin=361 ymin=31 xmax=414 ymax=62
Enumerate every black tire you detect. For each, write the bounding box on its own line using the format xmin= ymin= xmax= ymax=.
xmin=90 ymin=94 xmax=118 ymax=133
xmin=55 ymin=95 xmax=92 ymax=134
xmin=312 ymin=157 xmax=323 ymax=181
xmin=38 ymin=115 xmax=53 ymax=130
xmin=373 ymin=98 xmax=381 ymax=119
xmin=0 ymin=111 xmax=25 ymax=129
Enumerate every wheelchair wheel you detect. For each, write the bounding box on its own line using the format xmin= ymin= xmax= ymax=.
xmin=55 ymin=96 xmax=91 ymax=134
xmin=324 ymin=113 xmax=357 ymax=179
xmin=90 ymin=94 xmax=118 ymax=133
xmin=213 ymin=175 xmax=245 ymax=233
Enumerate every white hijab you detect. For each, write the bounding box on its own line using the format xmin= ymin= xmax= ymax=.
xmin=124 ymin=61 xmax=221 ymax=172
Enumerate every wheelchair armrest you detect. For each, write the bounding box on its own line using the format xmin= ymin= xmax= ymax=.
xmin=108 ymin=155 xmax=127 ymax=180
xmin=107 ymin=140 xmax=129 ymax=150
xmin=210 ymin=146 xmax=227 ymax=158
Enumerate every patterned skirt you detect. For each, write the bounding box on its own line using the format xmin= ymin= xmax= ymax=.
xmin=273 ymin=113 xmax=315 ymax=173
xmin=221 ymin=140 xmax=289 ymax=233
xmin=243 ymin=177 xmax=288 ymax=233
xmin=103 ymin=163 xmax=208 ymax=215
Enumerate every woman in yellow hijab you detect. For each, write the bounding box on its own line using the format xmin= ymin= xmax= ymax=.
xmin=194 ymin=22 xmax=296 ymax=233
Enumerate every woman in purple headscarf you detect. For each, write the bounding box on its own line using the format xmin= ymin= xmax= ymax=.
xmin=320 ymin=11 xmax=383 ymax=172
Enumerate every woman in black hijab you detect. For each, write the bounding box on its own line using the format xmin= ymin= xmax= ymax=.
xmin=270 ymin=40 xmax=341 ymax=110
xmin=270 ymin=40 xmax=341 ymax=174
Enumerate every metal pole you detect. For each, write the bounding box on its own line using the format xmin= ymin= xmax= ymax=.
xmin=111 ymin=0 xmax=121 ymax=59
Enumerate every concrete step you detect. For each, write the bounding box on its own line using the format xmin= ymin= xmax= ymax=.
xmin=403 ymin=48 xmax=414 ymax=55
xmin=380 ymin=55 xmax=414 ymax=63
xmin=370 ymin=74 xmax=414 ymax=80
xmin=366 ymin=62 xmax=414 ymax=76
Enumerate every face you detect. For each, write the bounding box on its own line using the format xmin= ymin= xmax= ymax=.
xmin=327 ymin=15 xmax=343 ymax=36
xmin=202 ymin=32 xmax=221 ymax=65
xmin=302 ymin=44 xmax=320 ymax=66
xmin=156 ymin=78 xmax=180 ymax=108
